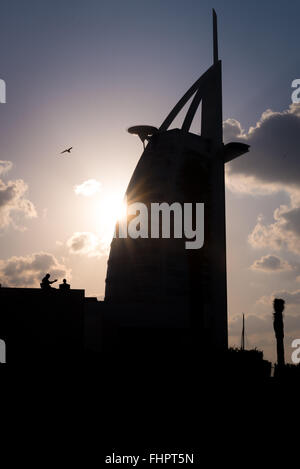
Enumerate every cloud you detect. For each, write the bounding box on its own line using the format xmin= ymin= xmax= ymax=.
xmin=251 ymin=254 xmax=292 ymax=272
xmin=224 ymin=104 xmax=300 ymax=191
xmin=223 ymin=118 xmax=247 ymax=141
xmin=0 ymin=161 xmax=37 ymax=229
xmin=281 ymin=206 xmax=300 ymax=236
xmin=74 ymin=179 xmax=101 ymax=197
xmin=224 ymin=106 xmax=300 ymax=259
xmin=0 ymin=160 xmax=13 ymax=176
xmin=259 ymin=288 xmax=300 ymax=306
xmin=229 ymin=311 xmax=300 ymax=337
xmin=248 ymin=207 xmax=300 ymax=254
xmin=0 ymin=252 xmax=71 ymax=287
xmin=66 ymin=231 xmax=108 ymax=257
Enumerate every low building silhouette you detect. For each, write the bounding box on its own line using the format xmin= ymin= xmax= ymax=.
xmin=0 ymin=287 xmax=276 ymax=380
xmin=0 ymin=287 xmax=86 ymax=364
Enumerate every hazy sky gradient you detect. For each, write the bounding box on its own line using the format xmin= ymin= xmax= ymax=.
xmin=0 ymin=0 xmax=300 ymax=363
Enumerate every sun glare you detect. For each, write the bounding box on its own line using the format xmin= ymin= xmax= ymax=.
xmin=97 ymin=192 xmax=127 ymax=246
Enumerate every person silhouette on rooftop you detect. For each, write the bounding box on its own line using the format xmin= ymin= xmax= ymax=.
xmin=59 ymin=278 xmax=70 ymax=291
xmin=41 ymin=273 xmax=57 ymax=289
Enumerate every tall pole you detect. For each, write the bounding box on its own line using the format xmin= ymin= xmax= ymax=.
xmin=273 ymin=298 xmax=285 ymax=367
xmin=241 ymin=314 xmax=245 ymax=351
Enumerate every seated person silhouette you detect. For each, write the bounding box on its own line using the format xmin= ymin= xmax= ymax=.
xmin=40 ymin=273 xmax=57 ymax=289
xmin=59 ymin=278 xmax=70 ymax=291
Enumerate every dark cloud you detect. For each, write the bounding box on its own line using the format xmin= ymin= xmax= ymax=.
xmin=225 ymin=107 xmax=300 ymax=258
xmin=224 ymin=105 xmax=300 ymax=188
xmin=223 ymin=119 xmax=245 ymax=141
xmin=251 ymin=254 xmax=291 ymax=272
xmin=281 ymin=207 xmax=300 ymax=236
xmin=0 ymin=252 xmax=70 ymax=287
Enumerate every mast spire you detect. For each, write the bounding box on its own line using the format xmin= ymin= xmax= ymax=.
xmin=241 ymin=314 xmax=245 ymax=351
xmin=213 ymin=8 xmax=218 ymax=64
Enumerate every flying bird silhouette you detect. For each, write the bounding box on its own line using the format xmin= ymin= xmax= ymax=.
xmin=60 ymin=147 xmax=73 ymax=155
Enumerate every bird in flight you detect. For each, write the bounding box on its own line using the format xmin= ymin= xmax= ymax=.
xmin=60 ymin=146 xmax=73 ymax=155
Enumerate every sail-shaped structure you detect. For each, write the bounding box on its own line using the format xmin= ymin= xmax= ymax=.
xmin=104 ymin=10 xmax=249 ymax=356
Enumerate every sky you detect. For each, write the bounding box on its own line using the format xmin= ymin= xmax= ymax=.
xmin=0 ymin=0 xmax=300 ymax=363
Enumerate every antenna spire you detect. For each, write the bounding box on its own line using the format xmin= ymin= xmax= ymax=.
xmin=241 ymin=314 xmax=245 ymax=351
xmin=213 ymin=9 xmax=218 ymax=64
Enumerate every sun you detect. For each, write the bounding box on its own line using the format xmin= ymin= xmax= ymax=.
xmin=97 ymin=192 xmax=127 ymax=247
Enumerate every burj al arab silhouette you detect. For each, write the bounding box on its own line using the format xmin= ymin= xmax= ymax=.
xmin=104 ymin=10 xmax=249 ymax=359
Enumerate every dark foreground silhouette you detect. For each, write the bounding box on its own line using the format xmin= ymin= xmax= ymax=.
xmin=1 ymin=285 xmax=299 ymax=381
